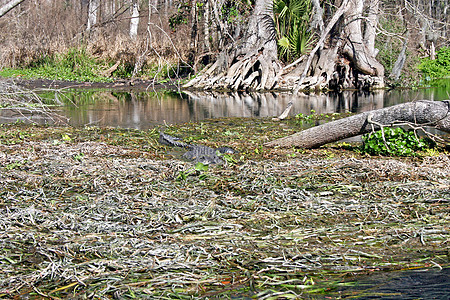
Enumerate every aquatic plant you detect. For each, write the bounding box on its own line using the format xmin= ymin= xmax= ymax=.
xmin=362 ymin=127 xmax=432 ymax=156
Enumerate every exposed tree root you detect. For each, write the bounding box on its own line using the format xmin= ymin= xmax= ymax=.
xmin=185 ymin=0 xmax=385 ymax=93
xmin=184 ymin=0 xmax=281 ymax=91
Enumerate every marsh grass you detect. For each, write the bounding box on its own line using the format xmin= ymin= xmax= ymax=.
xmin=0 ymin=117 xmax=448 ymax=299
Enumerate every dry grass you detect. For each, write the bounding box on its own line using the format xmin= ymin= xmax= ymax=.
xmin=0 ymin=122 xmax=448 ymax=299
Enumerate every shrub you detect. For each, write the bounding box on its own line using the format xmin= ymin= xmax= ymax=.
xmin=417 ymin=47 xmax=450 ymax=80
xmin=273 ymin=0 xmax=313 ymax=62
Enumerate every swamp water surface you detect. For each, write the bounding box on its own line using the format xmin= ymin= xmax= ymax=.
xmin=2 ymin=83 xmax=449 ymax=128
xmin=333 ymin=267 xmax=449 ymax=299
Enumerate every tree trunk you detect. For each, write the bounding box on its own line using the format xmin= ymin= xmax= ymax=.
xmin=342 ymin=0 xmax=384 ymax=78
xmin=87 ymin=0 xmax=99 ymax=32
xmin=286 ymin=0 xmax=385 ymax=92
xmin=310 ymin=0 xmax=324 ymax=34
xmin=184 ymin=0 xmax=281 ymax=91
xmin=363 ymin=0 xmax=379 ymax=56
xmin=391 ymin=37 xmax=408 ymax=80
xmin=190 ymin=0 xmax=198 ymax=50
xmin=129 ymin=0 xmax=140 ymax=39
xmin=0 ymin=0 xmax=25 ymax=18
xmin=265 ymin=100 xmax=450 ymax=148
xmin=210 ymin=0 xmax=227 ymax=49
xmin=291 ymin=0 xmax=351 ymax=93
xmin=203 ymin=0 xmax=211 ymax=52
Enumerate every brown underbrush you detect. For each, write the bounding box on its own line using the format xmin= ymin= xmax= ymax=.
xmin=0 ymin=122 xmax=448 ymax=299
xmin=0 ymin=1 xmax=191 ymax=75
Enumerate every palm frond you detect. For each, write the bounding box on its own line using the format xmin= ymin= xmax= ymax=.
xmin=273 ymin=0 xmax=313 ymax=62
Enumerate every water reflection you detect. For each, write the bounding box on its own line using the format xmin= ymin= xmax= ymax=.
xmin=1 ymin=85 xmax=448 ymax=129
xmin=184 ymin=90 xmax=387 ymax=119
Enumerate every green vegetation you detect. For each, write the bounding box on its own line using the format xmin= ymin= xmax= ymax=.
xmin=177 ymin=162 xmax=209 ymax=181
xmin=294 ymin=110 xmax=343 ymax=126
xmin=0 ymin=47 xmax=189 ymax=83
xmin=220 ymin=0 xmax=251 ymax=24
xmin=273 ymin=0 xmax=313 ymax=62
xmin=362 ymin=127 xmax=433 ymax=157
xmin=0 ymin=48 xmax=112 ymax=82
xmin=168 ymin=2 xmax=190 ymax=30
xmin=111 ymin=61 xmax=135 ymax=79
xmin=418 ymin=46 xmax=450 ymax=80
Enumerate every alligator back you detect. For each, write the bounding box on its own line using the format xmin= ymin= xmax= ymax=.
xmin=159 ymin=132 xmax=236 ymax=164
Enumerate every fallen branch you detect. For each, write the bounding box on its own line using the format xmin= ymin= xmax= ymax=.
xmin=100 ymin=60 xmax=121 ymax=77
xmin=265 ymin=100 xmax=450 ymax=148
xmin=0 ymin=0 xmax=24 ymax=18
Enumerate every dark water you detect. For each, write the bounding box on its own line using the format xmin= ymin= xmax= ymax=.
xmin=1 ymin=84 xmax=449 ymax=128
xmin=334 ymin=267 xmax=449 ymax=299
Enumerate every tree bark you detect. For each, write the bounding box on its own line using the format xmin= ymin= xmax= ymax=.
xmin=203 ymin=0 xmax=211 ymax=52
xmin=0 ymin=0 xmax=25 ymax=18
xmin=265 ymin=100 xmax=450 ymax=148
xmin=342 ymin=0 xmax=384 ymax=78
xmin=190 ymin=0 xmax=198 ymax=49
xmin=310 ymin=0 xmax=324 ymax=34
xmin=210 ymin=0 xmax=226 ymax=49
xmin=391 ymin=37 xmax=408 ymax=80
xmin=363 ymin=0 xmax=379 ymax=56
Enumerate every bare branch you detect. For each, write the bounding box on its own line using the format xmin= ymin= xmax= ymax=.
xmin=0 ymin=0 xmax=25 ymax=18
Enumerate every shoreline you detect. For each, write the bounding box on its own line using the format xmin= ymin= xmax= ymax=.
xmin=12 ymin=77 xmax=180 ymax=92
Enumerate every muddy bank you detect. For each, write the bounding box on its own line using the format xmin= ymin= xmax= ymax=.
xmin=0 ymin=122 xmax=448 ymax=299
xmin=14 ymin=78 xmax=178 ymax=92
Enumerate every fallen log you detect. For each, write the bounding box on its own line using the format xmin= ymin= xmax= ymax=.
xmin=265 ymin=100 xmax=450 ymax=149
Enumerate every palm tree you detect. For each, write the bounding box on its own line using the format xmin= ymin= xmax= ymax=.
xmin=273 ymin=0 xmax=313 ymax=62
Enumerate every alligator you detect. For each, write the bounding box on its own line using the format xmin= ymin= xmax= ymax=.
xmin=159 ymin=132 xmax=236 ymax=164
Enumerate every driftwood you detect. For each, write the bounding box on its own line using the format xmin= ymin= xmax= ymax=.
xmin=0 ymin=0 xmax=24 ymax=18
xmin=265 ymin=100 xmax=450 ymax=149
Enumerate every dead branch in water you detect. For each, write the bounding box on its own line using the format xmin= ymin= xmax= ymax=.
xmin=0 ymin=79 xmax=68 ymax=125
